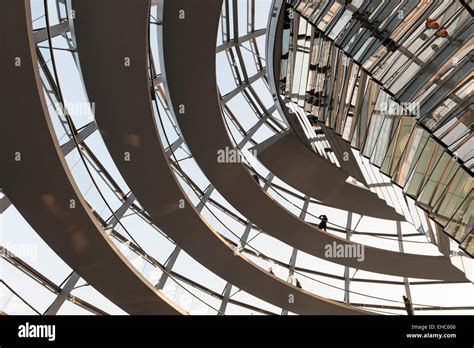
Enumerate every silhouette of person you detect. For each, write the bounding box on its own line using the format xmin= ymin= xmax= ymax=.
xmin=295 ymin=278 xmax=302 ymax=289
xmin=318 ymin=214 xmax=328 ymax=231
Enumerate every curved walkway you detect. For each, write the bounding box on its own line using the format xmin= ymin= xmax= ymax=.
xmin=159 ymin=0 xmax=467 ymax=281
xmin=72 ymin=0 xmax=368 ymax=314
xmin=256 ymin=131 xmax=405 ymax=219
xmin=0 ymin=0 xmax=184 ymax=315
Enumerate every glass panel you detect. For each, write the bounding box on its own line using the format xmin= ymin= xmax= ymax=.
xmin=380 ymin=117 xmax=416 ymax=176
xmin=404 ymin=140 xmax=442 ymax=198
xmin=370 ymin=115 xmax=398 ymax=167
xmin=393 ymin=127 xmax=430 ymax=187
xmin=459 ymin=231 xmax=474 ymax=256
xmin=444 ymin=190 xmax=473 ymax=245
xmin=430 ymin=170 xmax=472 ymax=227
xmin=417 ymin=152 xmax=458 ymax=208
xmin=0 ymin=282 xmax=38 ymax=315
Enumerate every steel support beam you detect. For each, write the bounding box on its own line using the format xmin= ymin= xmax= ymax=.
xmin=155 ymin=246 xmax=181 ymax=290
xmin=34 ymin=21 xmax=70 ymax=43
xmin=344 ymin=212 xmax=353 ymax=305
xmin=236 ymin=221 xmax=252 ymax=253
xmin=196 ymin=184 xmax=215 ymax=212
xmin=105 ymin=193 xmax=136 ymax=230
xmin=44 ymin=271 xmax=80 ymax=315
xmin=221 ymin=69 xmax=266 ymax=104
xmin=281 ymin=249 xmax=298 ymax=316
xmin=397 ymin=221 xmax=412 ymax=308
xmin=156 ymin=182 xmax=214 ymax=289
xmin=226 ymin=220 xmax=253 ymax=313
xmin=237 ymin=108 xmax=276 ymax=148
xmin=60 ymin=121 xmax=97 ymax=156
xmin=218 ymin=282 xmax=233 ymax=315
xmin=217 ymin=29 xmax=266 ymax=53
xmin=165 ymin=136 xmax=184 ymax=157
xmin=262 ymin=173 xmax=274 ymax=191
xmin=282 ymin=196 xmax=309 ymax=315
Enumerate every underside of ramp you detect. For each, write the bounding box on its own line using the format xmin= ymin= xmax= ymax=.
xmin=256 ymin=131 xmax=405 ymax=219
xmin=72 ymin=0 xmax=369 ymax=314
xmin=160 ymin=0 xmax=467 ymax=281
xmin=0 ymin=0 xmax=184 ymax=315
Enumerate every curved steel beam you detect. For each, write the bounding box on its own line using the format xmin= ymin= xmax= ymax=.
xmin=159 ymin=0 xmax=467 ymax=281
xmin=0 ymin=0 xmax=184 ymax=315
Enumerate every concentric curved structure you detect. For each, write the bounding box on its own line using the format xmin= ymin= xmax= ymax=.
xmin=159 ymin=0 xmax=467 ymax=281
xmin=276 ymin=0 xmax=473 ymax=256
xmin=70 ymin=0 xmax=370 ymax=315
xmin=0 ymin=0 xmax=183 ymax=315
xmin=1 ymin=0 xmax=472 ymax=316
